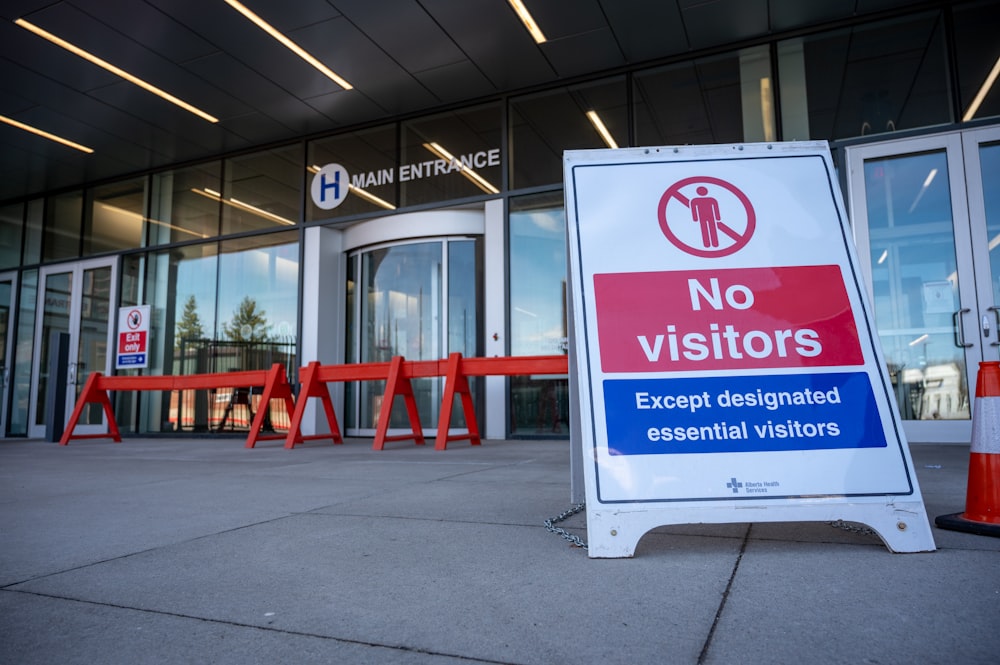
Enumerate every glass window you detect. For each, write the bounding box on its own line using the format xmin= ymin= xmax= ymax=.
xmin=510 ymin=77 xmax=627 ymax=189
xmin=139 ymin=243 xmax=218 ymax=432
xmin=149 ymin=162 xmax=222 ymax=244
xmin=22 ymin=200 xmax=43 ymax=265
xmin=9 ymin=270 xmax=37 ymax=436
xmin=222 ymin=145 xmax=302 ymax=234
xmin=400 ymin=104 xmax=501 ymax=206
xmin=84 ymin=177 xmax=146 ymax=255
xmin=0 ymin=203 xmax=23 ymax=269
xmin=953 ymin=1 xmax=1000 ymax=123
xmin=43 ymin=190 xmax=83 ymax=261
xmin=634 ymin=51 xmax=752 ymax=146
xmin=778 ymin=12 xmax=950 ymax=141
xmin=216 ymin=232 xmax=299 ymax=344
xmin=509 ymin=192 xmax=569 ymax=435
xmin=307 ymin=125 xmax=398 ymax=221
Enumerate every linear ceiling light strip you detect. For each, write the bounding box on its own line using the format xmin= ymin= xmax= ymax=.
xmin=963 ymin=55 xmax=1000 ymax=122
xmin=15 ymin=18 xmax=218 ymax=123
xmin=225 ymin=0 xmax=352 ymax=90
xmin=586 ymin=111 xmax=618 ymax=149
xmin=507 ymin=0 xmax=546 ymax=43
xmin=0 ymin=113 xmax=94 ymax=153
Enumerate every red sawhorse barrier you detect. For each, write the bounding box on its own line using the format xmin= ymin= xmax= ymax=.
xmin=435 ymin=353 xmax=568 ymax=450
xmin=59 ymin=364 xmax=297 ymax=449
xmin=285 ymin=354 xmax=568 ymax=451
xmin=285 ymin=356 xmax=446 ymax=451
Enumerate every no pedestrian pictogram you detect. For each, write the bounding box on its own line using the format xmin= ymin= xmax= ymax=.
xmin=658 ymin=176 xmax=755 ymax=258
xmin=126 ymin=308 xmax=143 ymax=330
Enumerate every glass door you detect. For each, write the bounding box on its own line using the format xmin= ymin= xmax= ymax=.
xmin=846 ymin=128 xmax=1000 ymax=443
xmin=0 ymin=272 xmax=17 ymax=437
xmin=28 ymin=258 xmax=117 ymax=439
xmin=345 ymin=237 xmax=482 ymax=435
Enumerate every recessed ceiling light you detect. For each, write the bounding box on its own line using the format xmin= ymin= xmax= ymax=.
xmin=15 ymin=18 xmax=219 ymax=123
xmin=508 ymin=0 xmax=546 ymax=44
xmin=586 ymin=111 xmax=618 ymax=149
xmin=0 ymin=113 xmax=94 ymax=153
xmin=963 ymin=55 xmax=1000 ymax=122
xmin=225 ymin=0 xmax=352 ymax=90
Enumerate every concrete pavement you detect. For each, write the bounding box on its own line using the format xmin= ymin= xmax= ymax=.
xmin=1 ymin=437 xmax=997 ymax=664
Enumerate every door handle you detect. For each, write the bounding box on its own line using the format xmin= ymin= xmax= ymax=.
xmin=990 ymin=306 xmax=1000 ymax=347
xmin=67 ymin=362 xmax=77 ymax=386
xmin=953 ymin=308 xmax=973 ymax=348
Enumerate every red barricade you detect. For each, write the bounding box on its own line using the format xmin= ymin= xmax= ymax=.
xmin=59 ymin=364 xmax=296 ymax=449
xmin=284 ymin=354 xmax=568 ymax=451
xmin=285 ymin=356 xmax=445 ymax=451
xmin=435 ymin=353 xmax=568 ymax=450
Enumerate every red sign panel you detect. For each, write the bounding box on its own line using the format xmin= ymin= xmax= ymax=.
xmin=593 ymin=265 xmax=863 ymax=373
xmin=118 ymin=330 xmax=147 ymax=354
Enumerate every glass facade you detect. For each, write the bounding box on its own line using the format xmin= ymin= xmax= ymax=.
xmin=1 ymin=3 xmax=998 ymax=437
xmin=508 ymin=192 xmax=569 ymax=435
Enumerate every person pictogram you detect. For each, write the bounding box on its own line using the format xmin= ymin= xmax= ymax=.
xmin=690 ymin=186 xmax=721 ymax=248
xmin=657 ymin=176 xmax=756 ymax=258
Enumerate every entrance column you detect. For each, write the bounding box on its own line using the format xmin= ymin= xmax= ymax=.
xmin=300 ymin=225 xmax=346 ymax=437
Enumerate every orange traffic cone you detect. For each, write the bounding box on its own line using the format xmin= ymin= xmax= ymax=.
xmin=936 ymin=361 xmax=1000 ymax=537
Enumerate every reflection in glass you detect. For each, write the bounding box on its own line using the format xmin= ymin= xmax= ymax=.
xmin=85 ymin=177 xmax=146 ymax=255
xmin=307 ymin=125 xmax=398 ymax=221
xmin=634 ymin=51 xmax=748 ymax=147
xmin=864 ymin=150 xmax=969 ymax=421
xmin=953 ymin=1 xmax=1000 ymax=122
xmin=149 ymin=162 xmax=222 ymax=244
xmin=357 ymin=242 xmax=442 ymax=430
xmin=978 ymin=142 xmax=1000 ymax=311
xmin=76 ymin=266 xmax=112 ymax=425
xmin=0 ymin=279 xmax=11 ymax=432
xmin=141 ymin=243 xmax=217 ymax=432
xmin=509 ymin=193 xmax=569 ymax=435
xmin=34 ymin=271 xmax=73 ymax=427
xmin=778 ymin=12 xmax=949 ymax=140
xmin=510 ymin=77 xmax=627 ymax=189
xmin=401 ymin=104 xmax=501 ymax=206
xmin=9 ymin=270 xmax=36 ymax=436
xmin=0 ymin=203 xmax=23 ymax=269
xmin=223 ymin=145 xmax=302 ymax=234
xmin=43 ymin=191 xmax=83 ymax=261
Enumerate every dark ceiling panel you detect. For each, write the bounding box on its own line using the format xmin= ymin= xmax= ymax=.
xmin=414 ymin=60 xmax=497 ymax=103
xmin=422 ymin=0 xmax=557 ymax=89
xmin=528 ymin=0 xmax=611 ymax=41
xmin=542 ymin=28 xmax=626 ymax=79
xmin=680 ymin=0 xmax=770 ymax=49
xmin=77 ymin=0 xmax=218 ymax=65
xmin=332 ymin=0 xmax=468 ymax=75
xmin=768 ymin=0 xmax=856 ymax=32
xmin=240 ymin=0 xmax=343 ymax=32
xmin=599 ymin=1 xmax=689 ymax=63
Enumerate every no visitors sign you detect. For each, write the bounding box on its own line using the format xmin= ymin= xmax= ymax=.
xmin=564 ymin=142 xmax=935 ymax=556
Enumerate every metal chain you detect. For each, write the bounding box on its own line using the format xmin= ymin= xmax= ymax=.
xmin=826 ymin=519 xmax=878 ymax=537
xmin=544 ymin=503 xmax=588 ymax=549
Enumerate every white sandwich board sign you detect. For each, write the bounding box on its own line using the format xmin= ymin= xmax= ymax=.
xmin=564 ymin=142 xmax=936 ymax=556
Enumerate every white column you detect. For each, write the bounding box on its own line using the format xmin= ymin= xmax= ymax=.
xmin=299 ymin=225 xmax=345 ymax=436
xmin=483 ymin=198 xmax=507 ymax=440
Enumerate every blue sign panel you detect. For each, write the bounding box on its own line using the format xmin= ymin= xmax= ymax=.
xmin=116 ymin=354 xmax=146 ymax=367
xmin=603 ymin=372 xmax=886 ymax=455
